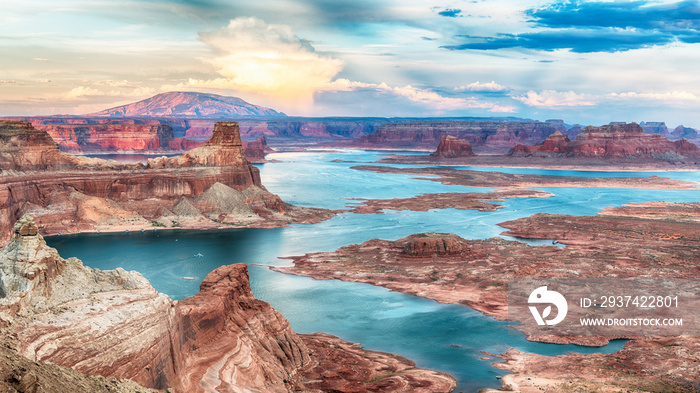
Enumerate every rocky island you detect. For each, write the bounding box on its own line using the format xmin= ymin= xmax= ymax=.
xmin=277 ymin=203 xmax=700 ymax=392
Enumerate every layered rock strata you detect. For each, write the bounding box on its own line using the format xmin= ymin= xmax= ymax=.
xmin=356 ymin=121 xmax=557 ymax=153
xmin=0 ymin=121 xmax=332 ymax=245
xmin=0 ymin=216 xmax=456 ymax=393
xmin=510 ymin=123 xmax=700 ymax=160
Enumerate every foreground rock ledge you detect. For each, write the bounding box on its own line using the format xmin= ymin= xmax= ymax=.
xmin=0 ymin=215 xmax=456 ymax=393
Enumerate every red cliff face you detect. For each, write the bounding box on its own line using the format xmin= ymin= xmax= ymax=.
xmin=0 ymin=121 xmax=79 ymax=170
xmin=28 ymin=121 xmax=203 ymax=154
xmin=430 ymin=135 xmax=474 ymax=158
xmin=243 ymin=136 xmax=272 ymax=163
xmin=0 ymin=121 xmax=329 ymax=245
xmin=356 ymin=121 xmax=557 ymax=153
xmin=510 ymin=123 xmax=700 ymax=160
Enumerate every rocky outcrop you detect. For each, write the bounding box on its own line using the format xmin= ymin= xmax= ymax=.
xmin=0 ymin=121 xmax=333 ymax=245
xmin=0 ymin=120 xmax=81 ymax=170
xmin=242 ymin=136 xmax=272 ymax=163
xmin=0 ymin=216 xmax=456 ymax=393
xmin=0 ymin=340 xmax=156 ymax=393
xmin=510 ymin=123 xmax=700 ymax=160
xmin=356 ymin=121 xmax=557 ymax=153
xmin=87 ymin=91 xmax=285 ymax=118
xmin=402 ymin=233 xmax=470 ymax=256
xmin=640 ymin=121 xmax=670 ymax=137
xmin=672 ymin=125 xmax=699 ymax=140
xmin=430 ymin=135 xmax=474 ymax=158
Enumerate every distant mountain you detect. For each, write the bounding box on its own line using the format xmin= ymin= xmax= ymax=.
xmin=88 ymin=91 xmax=286 ymax=118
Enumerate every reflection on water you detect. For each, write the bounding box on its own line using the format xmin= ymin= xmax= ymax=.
xmin=47 ymin=150 xmax=700 ymax=392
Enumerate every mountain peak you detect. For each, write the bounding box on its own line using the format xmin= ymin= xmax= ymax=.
xmin=87 ymin=91 xmax=286 ymax=118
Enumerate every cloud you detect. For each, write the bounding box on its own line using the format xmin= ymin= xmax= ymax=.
xmin=324 ymin=79 xmax=516 ymax=113
xmin=515 ymin=89 xmax=700 ymax=110
xmin=0 ymin=80 xmax=26 ymax=86
xmin=438 ymin=8 xmax=462 ymax=17
xmin=168 ymin=17 xmax=344 ymax=112
xmin=443 ymin=30 xmax=677 ymax=53
xmin=64 ymin=86 xmax=103 ymax=99
xmin=455 ymin=81 xmax=508 ymax=92
xmin=444 ymin=1 xmax=700 ymax=53
xmin=514 ymin=90 xmax=597 ymax=108
xmin=527 ymin=0 xmax=700 ymax=31
xmin=62 ymin=85 xmax=155 ymax=100
xmin=609 ymin=91 xmax=700 ymax=102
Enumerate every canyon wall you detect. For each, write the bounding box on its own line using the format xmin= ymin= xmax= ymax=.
xmin=356 ymin=121 xmax=557 ymax=153
xmin=510 ymin=123 xmax=700 ymax=160
xmin=0 ymin=121 xmax=327 ymax=245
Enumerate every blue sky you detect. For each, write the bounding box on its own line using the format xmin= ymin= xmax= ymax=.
xmin=1 ymin=0 xmax=700 ymax=127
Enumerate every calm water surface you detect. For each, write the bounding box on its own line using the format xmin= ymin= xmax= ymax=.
xmin=47 ymin=150 xmax=700 ymax=392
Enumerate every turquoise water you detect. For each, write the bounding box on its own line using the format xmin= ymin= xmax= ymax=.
xmin=46 ymin=150 xmax=700 ymax=392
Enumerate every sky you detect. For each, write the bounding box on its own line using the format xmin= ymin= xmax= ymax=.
xmin=1 ymin=0 xmax=700 ymax=127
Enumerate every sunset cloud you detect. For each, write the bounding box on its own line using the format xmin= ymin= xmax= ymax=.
xmin=170 ymin=17 xmax=344 ymax=112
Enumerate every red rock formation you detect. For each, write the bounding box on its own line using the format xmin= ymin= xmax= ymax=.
xmin=430 ymin=135 xmax=474 ymax=158
xmin=0 ymin=216 xmax=456 ymax=393
xmin=31 ymin=122 xmax=203 ymax=154
xmin=147 ymin=122 xmax=254 ymax=168
xmin=0 ymin=120 xmax=80 ymax=170
xmin=357 ymin=121 xmax=557 ymax=153
xmin=510 ymin=123 xmax=700 ymax=160
xmin=0 ymin=216 xmax=307 ymax=392
xmin=402 ymin=233 xmax=470 ymax=256
xmin=0 ymin=121 xmax=333 ymax=245
xmin=243 ymin=136 xmax=273 ymax=163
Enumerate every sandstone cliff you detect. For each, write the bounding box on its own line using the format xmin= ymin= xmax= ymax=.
xmin=37 ymin=122 xmax=200 ymax=153
xmin=430 ymin=135 xmax=474 ymax=158
xmin=0 ymin=216 xmax=456 ymax=393
xmin=510 ymin=123 xmax=700 ymax=160
xmin=0 ymin=120 xmax=81 ymax=170
xmin=0 ymin=215 xmax=307 ymax=392
xmin=243 ymin=136 xmax=273 ymax=163
xmin=356 ymin=121 xmax=557 ymax=153
xmin=0 ymin=121 xmax=332 ymax=245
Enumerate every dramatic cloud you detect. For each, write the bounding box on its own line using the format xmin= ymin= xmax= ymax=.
xmin=527 ymin=0 xmax=700 ymax=30
xmin=444 ymin=30 xmax=677 ymax=53
xmin=455 ymin=81 xmax=508 ymax=92
xmin=172 ymin=17 xmax=344 ymax=112
xmin=445 ymin=0 xmax=700 ymax=53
